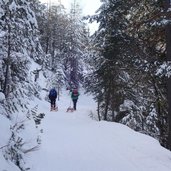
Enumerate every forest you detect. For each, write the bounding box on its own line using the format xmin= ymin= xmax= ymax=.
xmin=0 ymin=0 xmax=171 ymax=170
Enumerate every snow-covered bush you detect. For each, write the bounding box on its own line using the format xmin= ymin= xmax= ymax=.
xmin=0 ymin=92 xmax=5 ymax=102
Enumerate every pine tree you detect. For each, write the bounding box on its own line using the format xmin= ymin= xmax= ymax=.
xmin=63 ymin=0 xmax=89 ymax=88
xmin=85 ymin=0 xmax=169 ymax=148
xmin=0 ymin=0 xmax=42 ymax=110
xmin=0 ymin=0 xmax=44 ymax=169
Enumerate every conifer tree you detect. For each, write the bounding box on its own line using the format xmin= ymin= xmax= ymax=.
xmin=85 ymin=0 xmax=169 ymax=148
xmin=63 ymin=0 xmax=88 ymax=88
xmin=0 ymin=0 xmax=43 ymax=111
xmin=0 ymin=0 xmax=44 ymax=169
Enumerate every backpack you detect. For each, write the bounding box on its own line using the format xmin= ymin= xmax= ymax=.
xmin=49 ymin=88 xmax=57 ymax=98
xmin=72 ymin=89 xmax=79 ymax=97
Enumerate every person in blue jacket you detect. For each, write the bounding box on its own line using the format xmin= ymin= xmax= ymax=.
xmin=49 ymin=88 xmax=57 ymax=111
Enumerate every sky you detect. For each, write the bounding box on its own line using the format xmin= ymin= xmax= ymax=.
xmin=39 ymin=0 xmax=101 ymax=15
xmin=39 ymin=0 xmax=102 ymax=34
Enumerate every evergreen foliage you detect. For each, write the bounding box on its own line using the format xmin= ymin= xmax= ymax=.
xmin=0 ymin=0 xmax=43 ymax=170
xmin=1 ymin=1 xmax=171 ymax=170
xmin=35 ymin=1 xmax=89 ymax=90
xmin=84 ymin=0 xmax=171 ymax=148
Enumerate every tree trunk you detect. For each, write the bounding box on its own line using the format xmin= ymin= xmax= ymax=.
xmin=45 ymin=36 xmax=49 ymax=54
xmin=97 ymin=100 xmax=101 ymax=121
xmin=104 ymin=85 xmax=111 ymax=121
xmin=3 ymin=23 xmax=11 ymax=98
xmin=165 ymin=0 xmax=171 ymax=150
xmin=104 ymin=96 xmax=109 ymax=121
xmin=168 ymin=75 xmax=171 ymax=150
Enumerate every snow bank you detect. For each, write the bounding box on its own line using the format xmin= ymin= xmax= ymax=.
xmin=0 ymin=115 xmax=20 ymax=171
xmin=0 ymin=92 xmax=5 ymax=102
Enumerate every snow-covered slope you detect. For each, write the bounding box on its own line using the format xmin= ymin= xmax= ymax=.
xmin=0 ymin=115 xmax=20 ymax=171
xmin=26 ymin=89 xmax=171 ymax=171
xmin=1 ymin=64 xmax=171 ymax=171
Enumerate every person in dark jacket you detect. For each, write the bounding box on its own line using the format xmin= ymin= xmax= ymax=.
xmin=49 ymin=88 xmax=57 ymax=111
xmin=71 ymin=88 xmax=79 ymax=110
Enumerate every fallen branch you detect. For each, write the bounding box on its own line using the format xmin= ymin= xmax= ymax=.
xmin=0 ymin=144 xmax=8 ymax=150
xmin=22 ymin=145 xmax=40 ymax=154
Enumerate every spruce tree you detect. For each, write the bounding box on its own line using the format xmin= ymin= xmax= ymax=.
xmin=85 ymin=0 xmax=169 ymax=148
xmin=0 ymin=0 xmax=43 ymax=111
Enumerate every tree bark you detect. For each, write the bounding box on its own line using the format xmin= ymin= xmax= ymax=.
xmin=165 ymin=0 xmax=171 ymax=150
xmin=3 ymin=22 xmax=11 ymax=98
xmin=97 ymin=100 xmax=101 ymax=121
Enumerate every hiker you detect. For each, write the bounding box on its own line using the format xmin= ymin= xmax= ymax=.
xmin=49 ymin=87 xmax=57 ymax=111
xmin=71 ymin=88 xmax=79 ymax=110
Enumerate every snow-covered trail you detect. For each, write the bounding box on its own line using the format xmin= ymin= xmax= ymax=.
xmin=28 ymin=90 xmax=171 ymax=171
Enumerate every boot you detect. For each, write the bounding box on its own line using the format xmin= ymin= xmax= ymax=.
xmin=51 ymin=105 xmax=54 ymax=111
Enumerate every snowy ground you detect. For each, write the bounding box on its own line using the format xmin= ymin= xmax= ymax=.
xmin=25 ymin=89 xmax=171 ymax=171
